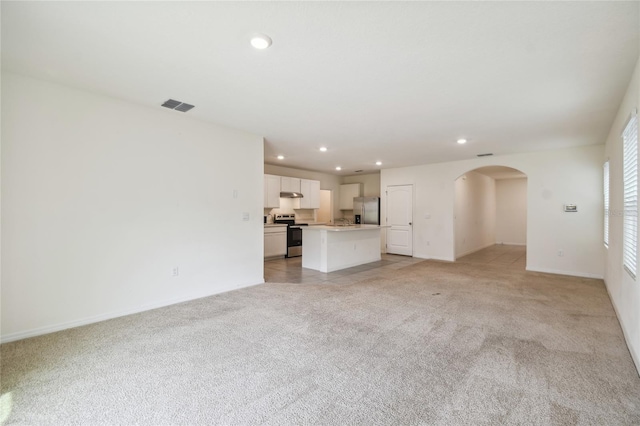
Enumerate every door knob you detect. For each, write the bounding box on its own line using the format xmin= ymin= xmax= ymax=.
xmin=409 ymin=222 xmax=412 ymax=226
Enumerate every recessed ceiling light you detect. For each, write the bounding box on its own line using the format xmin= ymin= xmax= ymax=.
xmin=335 ymin=166 xmax=342 ymax=171
xmin=375 ymin=161 xmax=382 ymax=166
xmin=277 ymin=155 xmax=284 ymax=160
xmin=457 ymin=138 xmax=467 ymax=145
xmin=250 ymin=34 xmax=272 ymax=49
xmin=319 ymin=147 xmax=328 ymax=152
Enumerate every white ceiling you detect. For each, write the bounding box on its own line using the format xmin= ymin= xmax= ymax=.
xmin=2 ymin=2 xmax=638 ymax=175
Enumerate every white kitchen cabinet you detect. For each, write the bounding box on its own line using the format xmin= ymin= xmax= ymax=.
xmin=264 ymin=226 xmax=287 ymax=258
xmin=264 ymin=174 xmax=281 ymax=208
xmin=281 ymin=176 xmax=301 ymax=193
xmin=299 ymin=179 xmax=321 ymax=209
xmin=339 ymin=183 xmax=363 ymax=210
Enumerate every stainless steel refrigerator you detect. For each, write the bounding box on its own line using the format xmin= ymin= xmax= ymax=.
xmin=353 ymin=197 xmax=380 ymax=225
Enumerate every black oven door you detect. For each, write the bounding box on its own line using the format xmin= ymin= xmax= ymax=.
xmin=287 ymin=226 xmax=304 ymax=257
xmin=289 ymin=226 xmax=303 ymax=247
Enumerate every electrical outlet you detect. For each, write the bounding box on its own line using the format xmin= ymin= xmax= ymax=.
xmin=558 ymin=250 xmax=564 ymax=257
xmin=171 ymin=267 xmax=179 ymax=276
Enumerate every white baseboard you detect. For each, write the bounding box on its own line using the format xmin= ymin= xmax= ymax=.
xmin=603 ymin=279 xmax=640 ymax=377
xmin=428 ymin=256 xmax=455 ymax=262
xmin=495 ymin=242 xmax=526 ymax=246
xmin=525 ymin=266 xmax=603 ymax=280
xmin=0 ymin=280 xmax=265 ymax=344
xmin=412 ymin=253 xmax=454 ymax=262
xmin=456 ymin=242 xmax=495 ymax=259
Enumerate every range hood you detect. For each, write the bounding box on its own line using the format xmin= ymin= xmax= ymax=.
xmin=280 ymin=191 xmax=304 ymax=198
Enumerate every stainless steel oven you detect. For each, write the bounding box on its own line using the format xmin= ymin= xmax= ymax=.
xmin=274 ymin=214 xmax=308 ymax=258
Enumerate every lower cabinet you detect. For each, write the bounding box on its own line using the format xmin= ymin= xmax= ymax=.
xmin=264 ymin=227 xmax=287 ymax=258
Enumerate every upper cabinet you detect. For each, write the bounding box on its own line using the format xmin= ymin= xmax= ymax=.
xmin=339 ymin=183 xmax=363 ymax=210
xmin=299 ymin=179 xmax=321 ymax=209
xmin=264 ymin=174 xmax=281 ymax=208
xmin=281 ymin=176 xmax=301 ymax=193
xmin=265 ymin=174 xmax=320 ymax=210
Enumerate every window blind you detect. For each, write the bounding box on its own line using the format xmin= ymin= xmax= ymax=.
xmin=623 ymin=111 xmax=638 ymax=278
xmin=604 ymin=161 xmax=609 ymax=247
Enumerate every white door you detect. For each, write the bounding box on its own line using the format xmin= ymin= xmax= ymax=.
xmin=386 ymin=185 xmax=413 ymax=256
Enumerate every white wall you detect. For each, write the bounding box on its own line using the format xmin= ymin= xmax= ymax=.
xmin=603 ymin=54 xmax=640 ymax=373
xmin=454 ymin=171 xmax=496 ymax=257
xmin=381 ymin=144 xmax=605 ymax=278
xmin=317 ymin=190 xmax=332 ymax=223
xmin=1 ymin=73 xmax=265 ymax=342
xmin=495 ymin=178 xmax=528 ymax=245
xmin=340 ymin=173 xmax=381 ymax=221
xmin=342 ymin=173 xmax=381 ymax=197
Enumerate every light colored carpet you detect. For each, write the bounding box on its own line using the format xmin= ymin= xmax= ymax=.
xmin=2 ymin=255 xmax=640 ymax=425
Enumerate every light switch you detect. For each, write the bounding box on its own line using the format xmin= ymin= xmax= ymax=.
xmin=242 ymin=212 xmax=250 ymax=221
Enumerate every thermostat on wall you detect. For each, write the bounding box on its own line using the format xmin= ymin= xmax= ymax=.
xmin=564 ymin=204 xmax=577 ymax=212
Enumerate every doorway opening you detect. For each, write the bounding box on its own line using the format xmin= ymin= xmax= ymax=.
xmin=454 ymin=166 xmax=527 ymax=269
xmin=317 ymin=189 xmax=332 ymax=224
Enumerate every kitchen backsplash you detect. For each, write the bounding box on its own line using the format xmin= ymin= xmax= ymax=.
xmin=294 ymin=211 xmax=315 ymax=223
xmin=264 ymin=203 xmax=316 ymax=223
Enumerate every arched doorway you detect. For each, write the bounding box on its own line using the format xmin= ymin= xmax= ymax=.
xmin=454 ymin=166 xmax=527 ymax=269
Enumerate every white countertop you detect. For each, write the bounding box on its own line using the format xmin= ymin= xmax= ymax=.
xmin=264 ymin=223 xmax=288 ymax=228
xmin=302 ymin=224 xmax=382 ymax=232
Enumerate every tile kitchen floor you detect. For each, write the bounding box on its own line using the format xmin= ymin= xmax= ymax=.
xmin=264 ymin=253 xmax=425 ymax=284
xmin=264 ymin=244 xmax=526 ymax=284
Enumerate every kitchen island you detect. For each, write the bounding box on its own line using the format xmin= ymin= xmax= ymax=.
xmin=302 ymin=225 xmax=382 ymax=273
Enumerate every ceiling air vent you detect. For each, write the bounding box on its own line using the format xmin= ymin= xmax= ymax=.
xmin=355 ymin=170 xmax=364 ymax=173
xmin=161 ymin=99 xmax=195 ymax=112
xmin=174 ymin=103 xmax=195 ymax=112
xmin=477 ymin=153 xmax=493 ymax=157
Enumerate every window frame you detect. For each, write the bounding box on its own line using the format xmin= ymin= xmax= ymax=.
xmin=604 ymin=160 xmax=609 ymax=248
xmin=622 ymin=109 xmax=638 ymax=279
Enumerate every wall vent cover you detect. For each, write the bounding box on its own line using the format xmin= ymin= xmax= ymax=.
xmin=161 ymin=99 xmax=195 ymax=112
xmin=477 ymin=153 xmax=493 ymax=157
